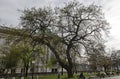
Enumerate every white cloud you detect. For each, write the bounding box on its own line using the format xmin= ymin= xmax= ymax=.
xmin=0 ymin=0 xmax=102 ymax=26
xmin=0 ymin=0 xmax=53 ymax=26
xmin=103 ymin=0 xmax=120 ymax=49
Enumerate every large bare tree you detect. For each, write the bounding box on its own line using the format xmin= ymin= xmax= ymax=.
xmin=0 ymin=1 xmax=109 ymax=78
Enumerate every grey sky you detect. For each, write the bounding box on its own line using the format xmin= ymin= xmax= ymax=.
xmin=0 ymin=0 xmax=120 ymax=49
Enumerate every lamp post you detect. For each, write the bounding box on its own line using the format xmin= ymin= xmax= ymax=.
xmin=32 ymin=60 xmax=35 ymax=79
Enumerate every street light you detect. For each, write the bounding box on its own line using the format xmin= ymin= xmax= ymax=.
xmin=32 ymin=60 xmax=35 ymax=79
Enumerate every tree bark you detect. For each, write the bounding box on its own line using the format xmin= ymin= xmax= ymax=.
xmin=45 ymin=42 xmax=74 ymax=78
xmin=66 ymin=67 xmax=73 ymax=78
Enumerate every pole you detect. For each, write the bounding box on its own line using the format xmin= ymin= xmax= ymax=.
xmin=32 ymin=61 xmax=35 ymax=79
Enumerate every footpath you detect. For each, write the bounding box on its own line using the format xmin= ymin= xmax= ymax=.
xmin=102 ymin=75 xmax=120 ymax=79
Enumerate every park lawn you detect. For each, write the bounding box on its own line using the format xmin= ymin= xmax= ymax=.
xmin=39 ymin=74 xmax=58 ymax=79
xmin=16 ymin=74 xmax=77 ymax=79
xmin=35 ymin=73 xmax=90 ymax=79
xmin=39 ymin=74 xmax=72 ymax=79
xmin=4 ymin=73 xmax=92 ymax=79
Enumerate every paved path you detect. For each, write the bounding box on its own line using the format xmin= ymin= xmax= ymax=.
xmin=102 ymin=75 xmax=120 ymax=79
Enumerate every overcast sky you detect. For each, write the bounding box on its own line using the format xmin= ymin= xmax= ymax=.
xmin=0 ymin=0 xmax=120 ymax=50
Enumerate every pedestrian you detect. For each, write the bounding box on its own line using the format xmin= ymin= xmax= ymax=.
xmin=79 ymin=72 xmax=85 ymax=79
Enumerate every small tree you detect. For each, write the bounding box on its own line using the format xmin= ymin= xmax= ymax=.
xmin=111 ymin=50 xmax=120 ymax=72
xmin=100 ymin=56 xmax=112 ymax=72
xmin=3 ymin=41 xmax=33 ymax=75
xmin=87 ymin=43 xmax=105 ymax=71
xmin=87 ymin=43 xmax=112 ymax=72
xmin=3 ymin=45 xmax=21 ymax=74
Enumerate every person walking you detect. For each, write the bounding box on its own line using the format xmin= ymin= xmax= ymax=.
xmin=79 ymin=72 xmax=85 ymax=79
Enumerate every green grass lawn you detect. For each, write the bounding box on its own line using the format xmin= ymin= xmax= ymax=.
xmin=4 ymin=72 xmax=95 ymax=79
xmin=5 ymin=74 xmax=77 ymax=79
xmin=4 ymin=71 xmax=118 ymax=79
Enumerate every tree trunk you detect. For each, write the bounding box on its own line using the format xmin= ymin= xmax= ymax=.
xmin=66 ymin=67 xmax=73 ymax=78
xmin=25 ymin=64 xmax=29 ymax=77
xmin=26 ymin=66 xmax=28 ymax=76
xmin=103 ymin=66 xmax=107 ymax=73
xmin=61 ymin=67 xmax=63 ymax=75
xmin=45 ymin=42 xmax=74 ymax=78
xmin=116 ymin=65 xmax=119 ymax=72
